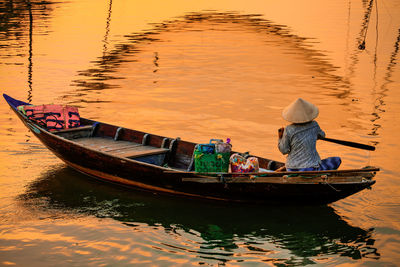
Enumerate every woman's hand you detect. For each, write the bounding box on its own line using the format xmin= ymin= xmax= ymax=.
xmin=278 ymin=127 xmax=284 ymax=139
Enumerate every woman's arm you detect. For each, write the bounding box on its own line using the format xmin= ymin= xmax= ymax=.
xmin=317 ymin=128 xmax=326 ymax=139
xmin=278 ymin=127 xmax=290 ymax=154
xmin=314 ymin=121 xmax=325 ymax=139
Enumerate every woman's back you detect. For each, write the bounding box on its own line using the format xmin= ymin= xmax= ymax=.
xmin=278 ymin=121 xmax=325 ymax=169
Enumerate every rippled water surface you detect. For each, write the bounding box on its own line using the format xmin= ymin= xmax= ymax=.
xmin=1 ymin=0 xmax=400 ymax=266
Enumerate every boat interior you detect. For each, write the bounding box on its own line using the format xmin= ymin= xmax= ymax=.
xmin=1 ymin=92 xmax=276 ymax=173
xmin=53 ymin=120 xmax=195 ymax=170
xmin=51 ymin=119 xmax=277 ymax=172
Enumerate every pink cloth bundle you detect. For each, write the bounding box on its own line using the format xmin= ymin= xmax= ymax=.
xmin=21 ymin=104 xmax=80 ymax=131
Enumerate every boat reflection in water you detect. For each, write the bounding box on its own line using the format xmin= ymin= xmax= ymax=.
xmin=19 ymin=165 xmax=380 ymax=265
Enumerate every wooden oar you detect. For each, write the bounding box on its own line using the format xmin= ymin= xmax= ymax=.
xmin=320 ymin=137 xmax=375 ymax=151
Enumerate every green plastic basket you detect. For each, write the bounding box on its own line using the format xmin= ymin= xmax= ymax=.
xmin=194 ymin=150 xmax=230 ymax=173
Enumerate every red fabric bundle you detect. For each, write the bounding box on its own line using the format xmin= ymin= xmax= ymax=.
xmin=21 ymin=104 xmax=80 ymax=131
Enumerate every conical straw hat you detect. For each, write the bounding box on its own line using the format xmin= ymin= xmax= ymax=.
xmin=282 ymin=98 xmax=319 ymax=123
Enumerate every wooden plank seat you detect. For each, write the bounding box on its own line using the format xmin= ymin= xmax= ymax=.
xmin=53 ymin=125 xmax=94 ymax=133
xmin=76 ymin=137 xmax=142 ymax=152
xmin=74 ymin=136 xmax=169 ymax=159
xmin=53 ymin=125 xmax=95 ymax=139
xmin=112 ymin=147 xmax=169 ymax=159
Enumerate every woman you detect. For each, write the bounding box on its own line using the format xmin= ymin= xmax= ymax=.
xmin=277 ymin=98 xmax=341 ymax=172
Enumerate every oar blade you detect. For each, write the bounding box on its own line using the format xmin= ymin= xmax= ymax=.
xmin=321 ymin=137 xmax=376 ymax=151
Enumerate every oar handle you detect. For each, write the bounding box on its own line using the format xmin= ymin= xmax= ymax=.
xmin=320 ymin=137 xmax=376 ymax=151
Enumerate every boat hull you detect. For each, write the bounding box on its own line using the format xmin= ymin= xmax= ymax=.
xmin=3 ymin=94 xmax=377 ymax=204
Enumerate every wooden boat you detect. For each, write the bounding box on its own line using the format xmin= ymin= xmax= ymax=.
xmin=3 ymin=93 xmax=379 ymax=204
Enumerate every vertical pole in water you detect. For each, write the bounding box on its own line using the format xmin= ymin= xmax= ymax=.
xmin=27 ymin=0 xmax=33 ymax=103
xmin=102 ymin=0 xmax=113 ymax=58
